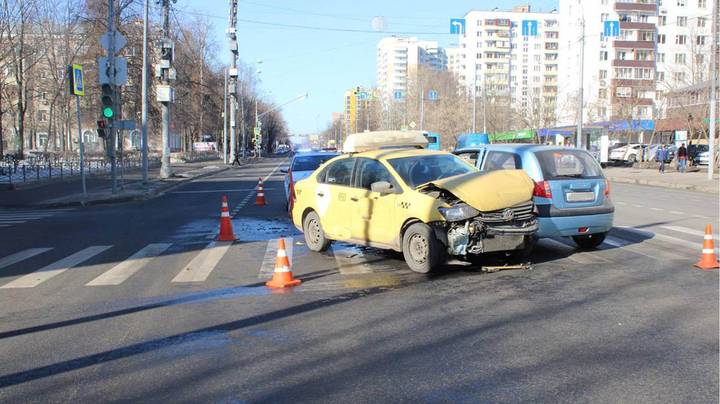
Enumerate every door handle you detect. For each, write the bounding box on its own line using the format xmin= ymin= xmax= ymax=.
xmin=350 ymin=197 xmax=359 ymax=202
xmin=316 ymin=192 xmax=324 ymax=197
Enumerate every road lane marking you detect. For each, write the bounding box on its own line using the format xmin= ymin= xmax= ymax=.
xmin=86 ymin=243 xmax=172 ymax=286
xmin=258 ymin=238 xmax=294 ymax=278
xmin=650 ymin=207 xmax=664 ymax=211
xmin=0 ymin=214 xmax=53 ymax=219
xmin=615 ymin=201 xmax=627 ymax=205
xmin=0 ymin=221 xmax=27 ymax=224
xmin=0 ymin=246 xmax=112 ymax=289
xmin=332 ymin=244 xmax=376 ymax=274
xmin=617 ymin=226 xmax=699 ymax=250
xmin=231 ymin=159 xmax=287 ymax=217
xmin=538 ymin=239 xmax=611 ymax=265
xmin=172 ymin=241 xmax=233 ymax=282
xmin=632 ymin=204 xmax=643 ymax=208
xmin=169 ymin=188 xmax=275 ymax=194
xmin=669 ymin=211 xmax=685 ymax=215
xmin=0 ymin=248 xmax=53 ymax=270
xmin=660 ymin=226 xmax=715 ymax=239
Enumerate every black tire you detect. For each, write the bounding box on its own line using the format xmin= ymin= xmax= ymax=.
xmin=572 ymin=232 xmax=607 ymax=249
xmin=402 ymin=223 xmax=445 ymax=273
xmin=303 ymin=211 xmax=330 ymax=252
xmin=627 ymin=154 xmax=636 ymax=164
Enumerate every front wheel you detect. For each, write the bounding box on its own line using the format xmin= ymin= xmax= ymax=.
xmin=402 ymin=223 xmax=445 ymax=273
xmin=303 ymin=211 xmax=330 ymax=252
xmin=572 ymin=232 xmax=607 ymax=249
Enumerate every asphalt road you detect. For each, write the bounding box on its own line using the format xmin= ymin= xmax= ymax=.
xmin=0 ymin=157 xmax=717 ymax=403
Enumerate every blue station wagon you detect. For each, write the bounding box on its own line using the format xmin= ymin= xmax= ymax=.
xmin=454 ymin=144 xmax=614 ymax=248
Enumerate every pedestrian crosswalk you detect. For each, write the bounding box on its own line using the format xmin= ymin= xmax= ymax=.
xmin=0 ymin=208 xmax=73 ymax=228
xmin=0 ymin=224 xmax=713 ymax=290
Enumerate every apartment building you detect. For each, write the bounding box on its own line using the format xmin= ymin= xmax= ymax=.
xmin=343 ymin=86 xmax=378 ymax=135
xmin=452 ymin=6 xmax=560 ymax=125
xmin=376 ymin=37 xmax=448 ymax=100
xmin=558 ymin=0 xmax=660 ymax=130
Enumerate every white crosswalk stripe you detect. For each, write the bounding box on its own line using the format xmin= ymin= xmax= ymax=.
xmin=0 ymin=248 xmax=53 ymax=270
xmin=0 ymin=209 xmax=73 ymax=227
xmin=0 ymin=246 xmax=111 ymax=288
xmin=172 ymin=241 xmax=233 ymax=283
xmin=86 ymin=243 xmax=172 ymax=286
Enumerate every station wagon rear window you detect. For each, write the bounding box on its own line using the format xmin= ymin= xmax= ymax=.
xmin=291 ymin=155 xmax=337 ymax=172
xmin=535 ymin=150 xmax=604 ymax=180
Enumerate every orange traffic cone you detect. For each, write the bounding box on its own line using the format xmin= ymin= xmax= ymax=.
xmin=266 ymin=238 xmax=301 ymax=288
xmin=255 ymin=177 xmax=267 ymax=206
xmin=695 ymin=224 xmax=719 ymax=270
xmin=217 ymin=195 xmax=236 ymax=241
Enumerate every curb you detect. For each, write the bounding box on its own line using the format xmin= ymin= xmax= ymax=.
xmin=607 ymin=176 xmax=718 ymax=194
xmin=2 ymin=165 xmax=233 ymax=209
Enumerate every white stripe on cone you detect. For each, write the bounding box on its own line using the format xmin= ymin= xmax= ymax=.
xmin=704 ymin=235 xmax=713 ymax=240
xmin=702 ymin=249 xmax=714 ymax=254
xmin=277 ymin=250 xmax=287 ymax=257
xmin=221 ymin=212 xmax=230 ymax=217
xmin=275 ymin=265 xmax=290 ymax=273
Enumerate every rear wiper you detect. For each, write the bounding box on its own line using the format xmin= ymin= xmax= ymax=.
xmin=553 ymin=174 xmax=584 ymax=178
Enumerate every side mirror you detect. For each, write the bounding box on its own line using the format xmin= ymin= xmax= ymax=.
xmin=280 ymin=168 xmax=288 ymax=174
xmin=370 ymin=181 xmax=395 ymax=195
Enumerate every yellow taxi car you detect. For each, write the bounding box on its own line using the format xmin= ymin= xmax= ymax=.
xmin=290 ymin=131 xmax=538 ymax=273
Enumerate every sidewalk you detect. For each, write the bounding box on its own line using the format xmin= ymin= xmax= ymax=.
xmin=0 ymin=158 xmax=246 ymax=208
xmin=604 ymin=166 xmax=719 ymax=194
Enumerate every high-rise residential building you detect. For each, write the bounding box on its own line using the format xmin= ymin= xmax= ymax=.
xmin=454 ymin=6 xmax=560 ymax=126
xmin=376 ymin=37 xmax=448 ymax=100
xmin=655 ymin=0 xmax=714 ymax=119
xmin=343 ymin=86 xmax=378 ymax=135
xmin=558 ymin=0 xmax=659 ymax=129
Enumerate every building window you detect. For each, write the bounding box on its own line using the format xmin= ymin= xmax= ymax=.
xmin=615 ymin=67 xmax=633 ymax=78
xmin=659 ymin=16 xmax=667 ymax=26
xmin=599 ymin=88 xmax=607 ymax=98
xmin=601 ymin=13 xmax=609 ymax=22
xmin=676 ymin=35 xmax=687 ymax=45
xmin=677 ymin=16 xmax=687 ymax=26
xmin=600 ymin=51 xmax=608 ymax=61
xmin=617 ymin=50 xmax=628 ymax=60
xmin=657 ymin=34 xmax=666 ymax=44
xmin=657 ymin=71 xmax=665 ymax=81
xmin=698 ymin=0 xmax=706 ymax=7
xmin=673 ymin=72 xmax=686 ymax=82
xmin=675 ymin=53 xmax=686 ymax=64
xmin=657 ymin=53 xmax=665 ymax=63
xmin=696 ymin=54 xmax=704 ymax=65
xmin=616 ymin=87 xmax=631 ymax=98
xmin=677 ymin=0 xmax=686 ymax=5
xmin=37 ymin=110 xmax=48 ymax=122
xmin=696 ymin=36 xmax=706 ymax=45
xmin=698 ymin=17 xmax=707 ymax=27
xmin=599 ymin=70 xmax=608 ymax=79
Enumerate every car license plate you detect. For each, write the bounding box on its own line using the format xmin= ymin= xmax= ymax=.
xmin=566 ymin=192 xmax=595 ymax=202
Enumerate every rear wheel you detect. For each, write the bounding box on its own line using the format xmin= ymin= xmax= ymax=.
xmin=572 ymin=232 xmax=607 ymax=249
xmin=402 ymin=223 xmax=445 ymax=273
xmin=303 ymin=211 xmax=330 ymax=252
xmin=627 ymin=154 xmax=637 ymax=165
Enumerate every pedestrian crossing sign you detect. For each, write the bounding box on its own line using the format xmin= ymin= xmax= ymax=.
xmin=70 ymin=64 xmax=85 ymax=96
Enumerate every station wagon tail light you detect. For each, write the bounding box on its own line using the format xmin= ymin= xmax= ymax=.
xmin=288 ymin=169 xmax=296 ymax=201
xmin=604 ymin=179 xmax=610 ymax=197
xmin=533 ymin=181 xmax=552 ymax=198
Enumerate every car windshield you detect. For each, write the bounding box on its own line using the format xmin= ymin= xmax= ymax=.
xmin=291 ymin=155 xmax=337 ymax=171
xmin=535 ymin=149 xmax=604 ymax=180
xmin=388 ymin=154 xmax=476 ymax=188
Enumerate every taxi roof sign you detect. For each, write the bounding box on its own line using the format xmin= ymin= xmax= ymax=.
xmin=343 ymin=130 xmax=429 ymax=153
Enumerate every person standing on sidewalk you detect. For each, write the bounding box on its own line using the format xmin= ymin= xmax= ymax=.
xmin=677 ymin=143 xmax=688 ymax=173
xmin=656 ymin=144 xmax=668 ymax=174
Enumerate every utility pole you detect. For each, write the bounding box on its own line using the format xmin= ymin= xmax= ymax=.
xmin=576 ymin=14 xmax=585 ymax=149
xmin=472 ymin=81 xmax=477 ymax=133
xmin=227 ymin=0 xmax=239 ymax=164
xmin=107 ymin=0 xmax=117 ymax=193
xmin=482 ymin=85 xmax=487 ymax=133
xmin=158 ymin=0 xmax=174 ymax=178
xmin=708 ymin=0 xmax=718 ymax=179
xmin=140 ymin=0 xmax=149 ymax=183
xmin=222 ymin=68 xmax=228 ymax=164
xmin=420 ymin=85 xmax=425 ymax=131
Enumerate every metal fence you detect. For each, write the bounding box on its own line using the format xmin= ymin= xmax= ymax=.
xmin=0 ymin=153 xmax=160 ymax=185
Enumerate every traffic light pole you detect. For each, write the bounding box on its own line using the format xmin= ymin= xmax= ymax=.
xmin=107 ymin=0 xmax=117 ymax=194
xmin=75 ymin=94 xmax=86 ymax=199
xmin=159 ymin=0 xmax=173 ymax=179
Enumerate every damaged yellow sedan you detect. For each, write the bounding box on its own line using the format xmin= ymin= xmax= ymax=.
xmin=291 ymin=131 xmax=538 ymax=273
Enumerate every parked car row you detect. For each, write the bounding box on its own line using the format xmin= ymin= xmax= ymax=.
xmin=283 ymin=131 xmax=614 ymax=273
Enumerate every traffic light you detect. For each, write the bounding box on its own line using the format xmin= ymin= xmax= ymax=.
xmin=97 ymin=120 xmax=107 ymax=138
xmin=101 ymin=84 xmax=115 ymax=119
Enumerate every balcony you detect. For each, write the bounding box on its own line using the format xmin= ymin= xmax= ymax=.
xmin=611 ymin=97 xmax=654 ymax=106
xmin=619 ymin=21 xmax=655 ymax=30
xmin=612 ymin=59 xmax=655 ymax=68
xmin=614 ymin=2 xmax=657 ymax=12
xmin=613 ymin=40 xmax=654 ymax=49
xmin=612 ymin=78 xmax=655 ymax=88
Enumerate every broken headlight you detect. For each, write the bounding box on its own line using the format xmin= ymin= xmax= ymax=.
xmin=438 ymin=203 xmax=479 ymax=222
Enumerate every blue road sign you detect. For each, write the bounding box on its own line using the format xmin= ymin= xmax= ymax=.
xmin=450 ymin=18 xmax=465 ymax=35
xmin=603 ymin=21 xmax=620 ymax=37
xmin=358 ymin=91 xmax=369 ymax=101
xmin=521 ymin=20 xmax=538 ymax=36
xmin=428 ymin=90 xmax=438 ymax=101
xmin=394 ymin=90 xmax=404 ymax=100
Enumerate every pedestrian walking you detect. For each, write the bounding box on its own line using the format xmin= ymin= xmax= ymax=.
xmin=656 ymin=144 xmax=668 ymax=174
xmin=677 ymin=142 xmax=688 ymax=173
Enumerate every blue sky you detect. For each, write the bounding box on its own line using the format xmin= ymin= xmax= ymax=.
xmin=177 ymin=0 xmax=558 ymax=134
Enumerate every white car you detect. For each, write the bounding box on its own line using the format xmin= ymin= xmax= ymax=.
xmin=609 ymin=144 xmax=645 ymax=164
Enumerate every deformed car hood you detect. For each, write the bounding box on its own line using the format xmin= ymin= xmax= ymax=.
xmin=419 ymin=170 xmax=534 ymax=212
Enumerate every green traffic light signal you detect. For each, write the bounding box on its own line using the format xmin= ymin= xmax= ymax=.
xmin=103 ymin=106 xmax=114 ymax=118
